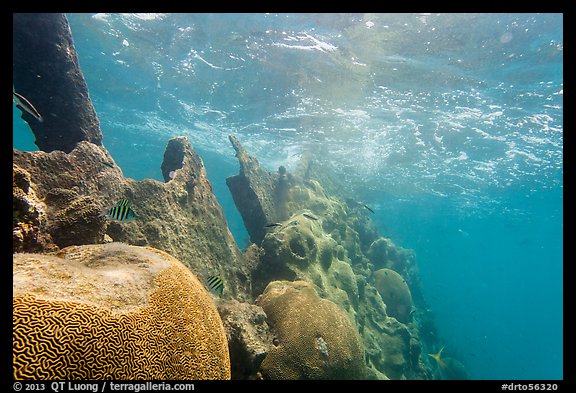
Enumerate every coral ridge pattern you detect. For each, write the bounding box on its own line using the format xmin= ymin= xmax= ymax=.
xmin=13 ymin=243 xmax=231 ymax=380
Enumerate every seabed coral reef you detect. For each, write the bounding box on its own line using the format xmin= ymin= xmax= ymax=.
xmin=13 ymin=13 xmax=466 ymax=380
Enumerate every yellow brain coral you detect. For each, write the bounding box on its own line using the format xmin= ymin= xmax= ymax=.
xmin=257 ymin=280 xmax=366 ymax=380
xmin=373 ymin=268 xmax=413 ymax=324
xmin=13 ymin=243 xmax=230 ymax=380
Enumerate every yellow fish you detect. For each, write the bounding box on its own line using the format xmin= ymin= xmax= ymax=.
xmin=428 ymin=346 xmax=446 ymax=369
xmin=428 ymin=346 xmax=470 ymax=379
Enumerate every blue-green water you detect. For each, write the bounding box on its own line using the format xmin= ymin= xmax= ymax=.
xmin=13 ymin=13 xmax=563 ymax=379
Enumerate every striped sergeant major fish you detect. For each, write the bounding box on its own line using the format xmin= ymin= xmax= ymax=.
xmin=105 ymin=199 xmax=137 ymax=222
xmin=206 ymin=275 xmax=224 ymax=296
xmin=13 ymin=87 xmax=43 ymax=123
xmin=114 ymin=198 xmax=131 ymax=207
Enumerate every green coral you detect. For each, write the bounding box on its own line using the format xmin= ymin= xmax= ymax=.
xmin=249 ymin=176 xmax=430 ymax=380
xmin=373 ymin=268 xmax=413 ymax=324
xmin=254 ymin=214 xmax=360 ymax=321
xmin=367 ymin=237 xmax=415 ymax=275
xmin=257 ymin=280 xmax=366 ymax=380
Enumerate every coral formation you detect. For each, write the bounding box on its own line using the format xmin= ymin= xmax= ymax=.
xmin=13 ymin=165 xmax=54 ymax=252
xmin=13 ymin=137 xmax=253 ymax=302
xmin=373 ymin=268 xmax=414 ymax=324
xmin=13 ymin=243 xmax=231 ymax=380
xmin=226 ymin=135 xmax=283 ymax=245
xmin=355 ymin=280 xmax=429 ymax=380
xmin=252 ymin=212 xmax=360 ymax=318
xmin=256 ymin=280 xmax=366 ymax=380
xmin=161 ymin=136 xmax=186 ymax=182
xmin=13 ymin=13 xmax=444 ymax=379
xmin=225 ymin=136 xmax=435 ymax=379
xmin=45 ymin=188 xmax=107 ymax=247
xmin=367 ymin=237 xmax=417 ymax=277
xmin=217 ymin=300 xmax=274 ymax=379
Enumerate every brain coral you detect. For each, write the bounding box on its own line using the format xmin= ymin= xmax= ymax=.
xmin=256 ymin=280 xmax=366 ymax=380
xmin=373 ymin=268 xmax=413 ymax=324
xmin=13 ymin=242 xmax=230 ymax=380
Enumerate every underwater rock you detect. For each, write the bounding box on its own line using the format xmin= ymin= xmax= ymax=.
xmin=13 ymin=137 xmax=253 ymax=302
xmin=13 ymin=142 xmax=122 ymax=198
xmin=13 ymin=243 xmax=231 ymax=379
xmin=217 ymin=300 xmax=274 ymax=380
xmin=45 ymin=188 xmax=108 ymax=248
xmin=13 ymin=13 xmax=102 ymax=153
xmin=226 ymin=135 xmax=284 ymax=245
xmin=161 ymin=136 xmax=187 ymax=183
xmin=226 ymin=137 xmax=433 ymax=379
xmin=256 ymin=280 xmax=366 ymax=380
xmin=373 ymin=268 xmax=414 ymax=324
xmin=13 ymin=165 xmax=54 ymax=252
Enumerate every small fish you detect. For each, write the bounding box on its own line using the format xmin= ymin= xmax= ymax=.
xmin=428 ymin=346 xmax=446 ymax=369
xmin=206 ymin=275 xmax=224 ymax=296
xmin=105 ymin=204 xmax=136 ymax=222
xmin=114 ymin=198 xmax=131 ymax=207
xmin=429 ymin=350 xmax=470 ymax=380
xmin=303 ymin=213 xmax=318 ymax=221
xmin=264 ymin=223 xmax=282 ymax=228
xmin=13 ymin=89 xmax=43 ymax=123
xmin=363 ymin=204 xmax=375 ymax=214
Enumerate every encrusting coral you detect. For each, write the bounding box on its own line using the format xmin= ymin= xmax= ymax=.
xmin=13 ymin=243 xmax=231 ymax=380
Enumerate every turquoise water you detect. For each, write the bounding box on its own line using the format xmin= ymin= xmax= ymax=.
xmin=13 ymin=13 xmax=563 ymax=379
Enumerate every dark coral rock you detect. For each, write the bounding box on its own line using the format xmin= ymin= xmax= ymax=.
xmin=161 ymin=136 xmax=187 ymax=183
xmin=13 ymin=13 xmax=102 ymax=153
xmin=226 ymin=135 xmax=283 ymax=245
xmin=217 ymin=300 xmax=274 ymax=380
